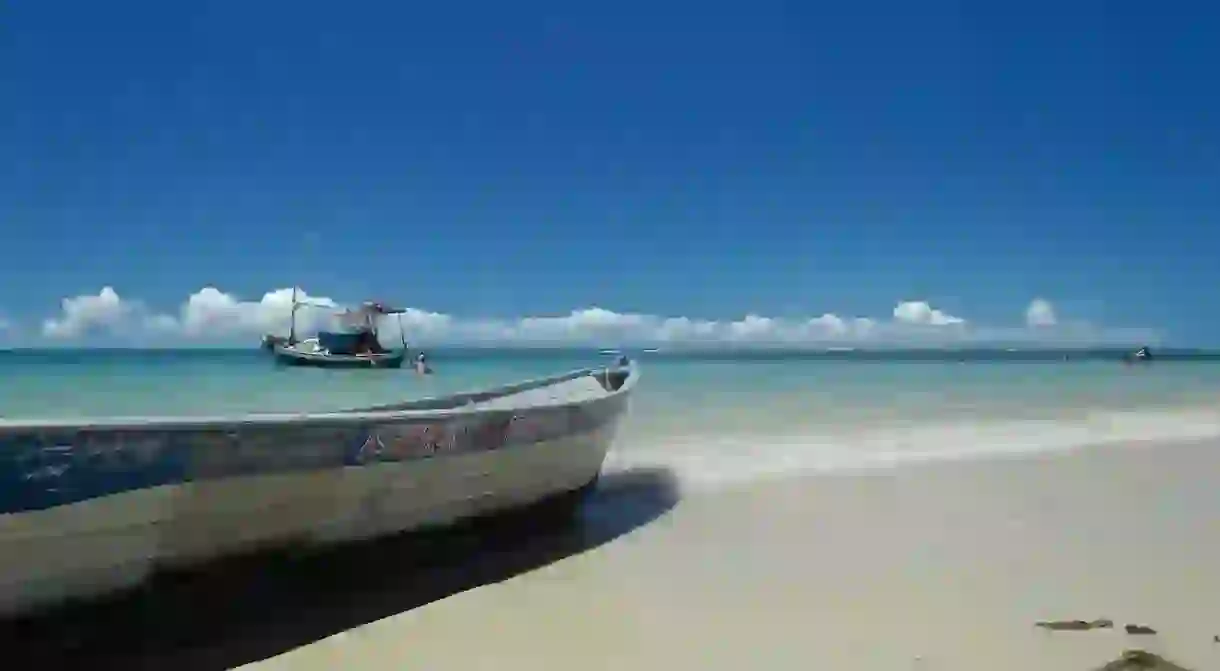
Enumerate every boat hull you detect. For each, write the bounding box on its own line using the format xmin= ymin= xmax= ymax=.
xmin=273 ymin=346 xmax=406 ymax=369
xmin=0 ymin=364 xmax=635 ymax=617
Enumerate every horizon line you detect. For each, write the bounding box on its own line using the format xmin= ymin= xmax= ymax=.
xmin=0 ymin=344 xmax=1210 ymax=356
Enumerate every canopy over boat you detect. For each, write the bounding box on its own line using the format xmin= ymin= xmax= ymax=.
xmin=332 ymin=301 xmax=407 ymax=331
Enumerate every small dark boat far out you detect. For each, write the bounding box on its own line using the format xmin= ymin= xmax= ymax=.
xmin=1125 ymin=346 xmax=1154 ymax=364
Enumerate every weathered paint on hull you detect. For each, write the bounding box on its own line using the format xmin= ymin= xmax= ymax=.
xmin=0 ymin=366 xmax=632 ymax=616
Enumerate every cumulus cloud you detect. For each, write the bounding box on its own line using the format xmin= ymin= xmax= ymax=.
xmin=1025 ymin=298 xmax=1057 ymax=328
xmin=30 ymin=287 xmax=1157 ymax=348
xmin=892 ymin=300 xmax=965 ymax=327
xmin=175 ymin=286 xmax=340 ymax=337
xmin=42 ymin=287 xmax=140 ymax=339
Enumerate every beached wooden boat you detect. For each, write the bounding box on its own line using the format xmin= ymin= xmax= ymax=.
xmin=0 ymin=358 xmax=637 ymax=616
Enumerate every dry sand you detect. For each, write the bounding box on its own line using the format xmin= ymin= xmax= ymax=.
xmin=237 ymin=436 xmax=1220 ymax=671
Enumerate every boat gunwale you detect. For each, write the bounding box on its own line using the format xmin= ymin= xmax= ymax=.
xmin=0 ymin=361 xmax=639 ymax=433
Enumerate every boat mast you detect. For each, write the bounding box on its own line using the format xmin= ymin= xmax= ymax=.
xmin=289 ymin=286 xmax=299 ymax=345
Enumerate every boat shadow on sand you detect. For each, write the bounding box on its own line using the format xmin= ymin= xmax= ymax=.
xmin=0 ymin=467 xmax=680 ymax=671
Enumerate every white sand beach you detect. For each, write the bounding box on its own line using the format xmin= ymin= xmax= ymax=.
xmin=236 ymin=435 xmax=1220 ymax=671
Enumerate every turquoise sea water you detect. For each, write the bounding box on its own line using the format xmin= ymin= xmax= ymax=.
xmin=3 ymin=348 xmax=1219 ymax=420
xmin=4 ymin=349 xmax=1220 ymax=488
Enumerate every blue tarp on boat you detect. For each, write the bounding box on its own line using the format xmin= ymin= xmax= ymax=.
xmin=318 ymin=331 xmax=365 ymax=355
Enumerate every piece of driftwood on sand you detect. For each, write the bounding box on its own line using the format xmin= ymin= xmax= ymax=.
xmin=1035 ymin=618 xmax=1116 ymax=631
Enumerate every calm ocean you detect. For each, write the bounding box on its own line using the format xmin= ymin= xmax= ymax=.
xmin=4 ymin=348 xmax=1220 ymax=489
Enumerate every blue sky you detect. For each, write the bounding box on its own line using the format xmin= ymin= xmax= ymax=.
xmin=2 ymin=0 xmax=1217 ymax=345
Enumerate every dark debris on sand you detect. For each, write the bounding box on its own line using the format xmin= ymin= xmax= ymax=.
xmin=1033 ymin=619 xmax=1162 ymax=636
xmin=1029 ymin=619 xmax=1207 ymax=670
xmin=1035 ymin=618 xmax=1115 ymax=631
xmin=1093 ymin=650 xmax=1193 ymax=671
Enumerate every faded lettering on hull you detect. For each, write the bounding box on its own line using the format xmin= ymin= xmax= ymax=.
xmin=349 ymin=407 xmax=571 ymax=466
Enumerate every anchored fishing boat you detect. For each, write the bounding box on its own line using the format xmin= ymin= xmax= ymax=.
xmin=0 ymin=357 xmax=637 ymax=616
xmin=274 ymin=296 xmax=410 ymax=369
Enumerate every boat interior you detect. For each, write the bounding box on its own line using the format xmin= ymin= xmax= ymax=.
xmin=364 ymin=360 xmax=634 ymax=414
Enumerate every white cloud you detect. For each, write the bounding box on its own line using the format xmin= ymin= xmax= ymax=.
xmin=39 ymin=286 xmax=338 ymax=341
xmin=512 ymin=307 xmax=653 ymax=343
xmin=728 ymin=314 xmax=776 ymax=341
xmin=42 ymin=287 xmax=139 ymax=339
xmin=656 ymin=317 xmax=719 ymax=342
xmin=892 ymin=300 xmax=965 ymax=327
xmin=175 ymin=286 xmax=340 ymax=338
xmin=807 ymin=313 xmax=848 ymax=337
xmin=1025 ymin=298 xmax=1057 ymax=328
xmin=852 ymin=317 xmax=877 ymax=337
xmin=30 ymin=287 xmax=1157 ymax=347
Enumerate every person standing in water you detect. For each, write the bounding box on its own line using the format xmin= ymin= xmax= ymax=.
xmin=414 ymin=352 xmax=432 ymax=375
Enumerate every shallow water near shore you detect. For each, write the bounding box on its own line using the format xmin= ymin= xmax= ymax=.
xmin=6 ymin=348 xmax=1220 ymax=489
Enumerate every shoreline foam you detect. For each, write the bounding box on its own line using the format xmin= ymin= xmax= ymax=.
xmin=609 ymin=404 xmax=1220 ymax=491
